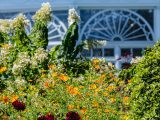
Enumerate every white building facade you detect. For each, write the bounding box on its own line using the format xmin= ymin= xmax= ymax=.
xmin=0 ymin=0 xmax=160 ymax=69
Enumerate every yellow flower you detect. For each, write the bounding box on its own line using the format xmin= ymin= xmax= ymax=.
xmin=80 ymin=108 xmax=87 ymax=115
xmin=95 ymin=88 xmax=100 ymax=92
xmin=100 ymin=74 xmax=106 ymax=79
xmin=0 ymin=67 xmax=7 ymax=74
xmin=103 ymin=92 xmax=109 ymax=97
xmin=48 ymin=64 xmax=56 ymax=69
xmin=86 ymin=92 xmax=90 ymax=97
xmin=92 ymin=58 xmax=100 ymax=65
xmin=92 ymin=101 xmax=99 ymax=108
xmin=51 ymin=72 xmax=57 ymax=77
xmin=113 ymin=78 xmax=119 ymax=83
xmin=58 ymin=74 xmax=69 ymax=82
xmin=29 ymin=85 xmax=36 ymax=90
xmin=110 ymin=98 xmax=116 ymax=103
xmin=67 ymin=104 xmax=74 ymax=110
xmin=122 ymin=115 xmax=129 ymax=120
xmin=41 ymin=73 xmax=46 ymax=78
xmin=11 ymin=95 xmax=18 ymax=102
xmin=89 ymin=84 xmax=97 ymax=90
xmin=105 ymin=85 xmax=116 ymax=92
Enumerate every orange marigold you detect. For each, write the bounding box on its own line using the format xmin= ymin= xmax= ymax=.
xmin=94 ymin=65 xmax=100 ymax=70
xmin=11 ymin=95 xmax=19 ymax=103
xmin=59 ymin=74 xmax=69 ymax=82
xmin=44 ymin=82 xmax=50 ymax=88
xmin=123 ymin=96 xmax=129 ymax=104
xmin=67 ymin=105 xmax=74 ymax=110
xmin=80 ymin=108 xmax=87 ymax=115
xmin=104 ymin=109 xmax=111 ymax=113
xmin=3 ymin=96 xmax=9 ymax=104
xmin=67 ymin=85 xmax=79 ymax=95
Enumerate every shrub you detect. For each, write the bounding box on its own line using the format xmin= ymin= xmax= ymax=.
xmin=129 ymin=41 xmax=160 ymax=119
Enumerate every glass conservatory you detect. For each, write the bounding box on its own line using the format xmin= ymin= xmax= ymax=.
xmin=0 ymin=0 xmax=160 ymax=69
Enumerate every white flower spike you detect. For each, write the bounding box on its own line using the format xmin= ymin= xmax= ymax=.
xmin=68 ymin=8 xmax=80 ymax=26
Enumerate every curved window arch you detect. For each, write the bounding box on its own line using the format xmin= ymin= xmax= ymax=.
xmin=79 ymin=9 xmax=155 ymax=42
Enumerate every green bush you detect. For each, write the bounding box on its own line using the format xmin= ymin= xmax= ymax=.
xmin=129 ymin=41 xmax=160 ymax=119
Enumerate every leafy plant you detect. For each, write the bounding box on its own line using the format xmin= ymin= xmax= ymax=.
xmin=129 ymin=41 xmax=160 ymax=119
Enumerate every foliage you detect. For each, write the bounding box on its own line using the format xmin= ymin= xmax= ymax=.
xmin=0 ymin=59 xmax=130 ymax=120
xmin=0 ymin=2 xmax=132 ymax=120
xmin=129 ymin=41 xmax=160 ymax=119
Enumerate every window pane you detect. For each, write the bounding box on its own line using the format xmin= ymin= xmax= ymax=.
xmin=81 ymin=49 xmax=90 ymax=57
xmin=93 ymin=48 xmax=102 ymax=57
xmin=104 ymin=48 xmax=114 ymax=57
xmin=121 ymin=48 xmax=131 ymax=56
xmin=133 ymin=48 xmax=142 ymax=57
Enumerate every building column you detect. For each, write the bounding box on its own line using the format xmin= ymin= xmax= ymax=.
xmin=115 ymin=46 xmax=121 ymax=69
xmin=154 ymin=6 xmax=160 ymax=42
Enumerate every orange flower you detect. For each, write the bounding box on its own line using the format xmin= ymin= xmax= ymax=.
xmin=67 ymin=85 xmax=79 ymax=95
xmin=100 ymin=74 xmax=106 ymax=79
xmin=128 ymin=80 xmax=131 ymax=83
xmin=123 ymin=96 xmax=129 ymax=104
xmin=67 ymin=105 xmax=74 ymax=110
xmin=104 ymin=109 xmax=111 ymax=113
xmin=94 ymin=65 xmax=100 ymax=70
xmin=80 ymin=108 xmax=87 ymax=115
xmin=59 ymin=74 xmax=69 ymax=82
xmin=109 ymin=72 xmax=114 ymax=77
xmin=44 ymin=82 xmax=50 ymax=88
xmin=94 ymin=79 xmax=102 ymax=84
xmin=79 ymin=86 xmax=84 ymax=89
xmin=89 ymin=84 xmax=97 ymax=90
xmin=3 ymin=96 xmax=9 ymax=104
xmin=11 ymin=95 xmax=18 ymax=103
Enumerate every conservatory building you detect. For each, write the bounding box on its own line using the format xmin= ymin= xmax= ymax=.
xmin=0 ymin=0 xmax=160 ymax=69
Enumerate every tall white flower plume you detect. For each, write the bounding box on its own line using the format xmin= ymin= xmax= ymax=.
xmin=68 ymin=8 xmax=80 ymax=26
xmin=11 ymin=13 xmax=29 ymax=29
xmin=0 ymin=19 xmax=11 ymax=33
xmin=32 ymin=2 xmax=52 ymax=23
